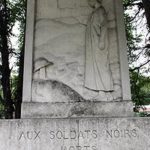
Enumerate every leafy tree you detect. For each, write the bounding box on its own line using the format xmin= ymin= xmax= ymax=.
xmin=0 ymin=0 xmax=16 ymax=118
xmin=142 ymin=0 xmax=150 ymax=29
xmin=11 ymin=0 xmax=26 ymax=118
xmin=123 ymin=0 xmax=150 ymax=107
xmin=130 ymin=71 xmax=150 ymax=105
xmin=0 ymin=0 xmax=26 ymax=118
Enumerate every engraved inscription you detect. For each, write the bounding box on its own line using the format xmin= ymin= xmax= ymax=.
xmin=18 ymin=128 xmax=138 ymax=141
xmin=19 ymin=131 xmax=41 ymax=140
xmin=106 ymin=129 xmax=138 ymax=138
xmin=61 ymin=145 xmax=97 ymax=150
xmin=49 ymin=130 xmax=97 ymax=140
xmin=17 ymin=127 xmax=140 ymax=150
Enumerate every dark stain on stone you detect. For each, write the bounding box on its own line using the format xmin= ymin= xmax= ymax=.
xmin=34 ymin=79 xmax=85 ymax=102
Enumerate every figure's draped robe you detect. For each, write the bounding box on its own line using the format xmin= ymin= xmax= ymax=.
xmin=85 ymin=6 xmax=113 ymax=91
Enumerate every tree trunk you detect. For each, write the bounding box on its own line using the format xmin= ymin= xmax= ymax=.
xmin=15 ymin=45 xmax=24 ymax=119
xmin=0 ymin=0 xmax=14 ymax=119
xmin=142 ymin=0 xmax=150 ymax=29
xmin=15 ymin=0 xmax=27 ymax=119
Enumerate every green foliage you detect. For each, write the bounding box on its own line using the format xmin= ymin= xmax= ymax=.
xmin=123 ymin=0 xmax=150 ymax=109
xmin=124 ymin=13 xmax=142 ymax=64
xmin=11 ymin=75 xmax=18 ymax=100
xmin=130 ymin=71 xmax=150 ymax=106
xmin=0 ymin=88 xmax=5 ymax=118
xmin=12 ymin=0 xmax=26 ymax=49
xmin=123 ymin=0 xmax=143 ymax=64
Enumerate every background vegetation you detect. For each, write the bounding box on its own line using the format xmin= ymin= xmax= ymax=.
xmin=0 ymin=0 xmax=26 ymax=118
xmin=124 ymin=0 xmax=150 ymax=108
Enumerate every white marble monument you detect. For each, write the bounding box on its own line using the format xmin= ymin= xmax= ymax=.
xmin=1 ymin=1 xmax=150 ymax=150
xmin=22 ymin=0 xmax=132 ymax=118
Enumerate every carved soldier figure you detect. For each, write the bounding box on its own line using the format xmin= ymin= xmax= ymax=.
xmin=85 ymin=0 xmax=114 ymax=100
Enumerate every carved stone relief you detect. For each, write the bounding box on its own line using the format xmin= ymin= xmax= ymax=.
xmin=32 ymin=0 xmax=121 ymax=102
xmin=84 ymin=0 xmax=114 ymax=100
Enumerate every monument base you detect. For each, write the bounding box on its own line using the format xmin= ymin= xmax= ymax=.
xmin=0 ymin=117 xmax=150 ymax=150
xmin=21 ymin=101 xmax=133 ymax=118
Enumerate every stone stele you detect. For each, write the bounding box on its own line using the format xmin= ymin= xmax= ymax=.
xmin=22 ymin=0 xmax=132 ymax=118
xmin=1 ymin=0 xmax=150 ymax=150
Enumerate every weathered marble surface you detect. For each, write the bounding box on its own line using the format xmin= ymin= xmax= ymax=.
xmin=32 ymin=0 xmax=121 ymax=102
xmin=0 ymin=118 xmax=150 ymax=150
xmin=22 ymin=101 xmax=133 ymax=118
xmin=22 ymin=0 xmax=131 ymax=117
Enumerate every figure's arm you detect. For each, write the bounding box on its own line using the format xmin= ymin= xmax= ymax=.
xmin=108 ymin=19 xmax=116 ymax=28
xmin=96 ymin=8 xmax=108 ymax=50
xmin=94 ymin=24 xmax=101 ymax=36
xmin=99 ymin=26 xmax=107 ymax=50
xmin=107 ymin=11 xmax=116 ymax=28
xmin=93 ymin=10 xmax=102 ymax=36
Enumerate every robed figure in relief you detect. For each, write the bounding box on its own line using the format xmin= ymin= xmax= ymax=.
xmin=85 ymin=0 xmax=114 ymax=94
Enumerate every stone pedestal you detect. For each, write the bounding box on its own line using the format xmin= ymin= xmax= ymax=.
xmin=21 ymin=101 xmax=133 ymax=118
xmin=1 ymin=118 xmax=150 ymax=150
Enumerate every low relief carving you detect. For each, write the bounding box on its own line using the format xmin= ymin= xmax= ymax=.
xmin=58 ymin=0 xmax=89 ymax=9
xmin=85 ymin=0 xmax=114 ymax=100
xmin=34 ymin=57 xmax=53 ymax=79
xmin=58 ymin=0 xmax=77 ymax=8
xmin=33 ymin=0 xmax=120 ymax=102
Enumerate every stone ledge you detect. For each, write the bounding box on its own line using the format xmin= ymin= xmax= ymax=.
xmin=21 ymin=101 xmax=133 ymax=118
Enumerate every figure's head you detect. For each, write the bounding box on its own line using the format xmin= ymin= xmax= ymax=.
xmin=96 ymin=0 xmax=103 ymax=4
xmin=88 ymin=0 xmax=97 ymax=8
xmin=88 ymin=0 xmax=102 ymax=8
